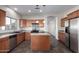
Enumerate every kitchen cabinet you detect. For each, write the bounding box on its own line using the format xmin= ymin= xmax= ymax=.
xmin=16 ymin=32 xmax=25 ymax=45
xmin=38 ymin=20 xmax=44 ymax=27
xmin=58 ymin=32 xmax=65 ymax=44
xmin=61 ymin=17 xmax=67 ymax=27
xmin=20 ymin=19 xmax=27 ymax=28
xmin=31 ymin=34 xmax=50 ymax=51
xmin=0 ymin=9 xmax=6 ymax=26
xmin=77 ymin=10 xmax=79 ymax=16
xmin=25 ymin=19 xmax=44 ymax=27
xmin=67 ymin=10 xmax=79 ymax=20
xmin=26 ymin=20 xmax=32 ymax=27
xmin=60 ymin=10 xmax=79 ymax=27
xmin=25 ymin=32 xmax=31 ymax=41
xmin=0 ymin=37 xmax=9 ymax=53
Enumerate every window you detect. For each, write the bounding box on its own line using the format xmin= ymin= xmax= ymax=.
xmin=0 ymin=17 xmax=17 ymax=30
xmin=6 ymin=17 xmax=11 ymax=25
xmin=5 ymin=17 xmax=17 ymax=30
xmin=5 ymin=17 xmax=11 ymax=30
xmin=11 ymin=19 xmax=17 ymax=30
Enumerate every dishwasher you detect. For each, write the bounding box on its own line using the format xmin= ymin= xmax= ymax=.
xmin=9 ymin=34 xmax=17 ymax=50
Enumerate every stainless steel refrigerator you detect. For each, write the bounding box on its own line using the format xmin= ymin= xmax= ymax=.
xmin=65 ymin=18 xmax=79 ymax=53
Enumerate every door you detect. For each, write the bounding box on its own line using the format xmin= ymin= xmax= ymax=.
xmin=70 ymin=18 xmax=78 ymax=52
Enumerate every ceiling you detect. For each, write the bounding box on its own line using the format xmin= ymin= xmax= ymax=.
xmin=7 ymin=5 xmax=77 ymax=16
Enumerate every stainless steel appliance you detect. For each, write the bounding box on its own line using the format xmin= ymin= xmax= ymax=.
xmin=9 ymin=35 xmax=17 ymax=50
xmin=31 ymin=23 xmax=39 ymax=33
xmin=65 ymin=18 xmax=79 ymax=52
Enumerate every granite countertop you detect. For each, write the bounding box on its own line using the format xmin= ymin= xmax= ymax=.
xmin=0 ymin=31 xmax=25 ymax=39
xmin=31 ymin=33 xmax=50 ymax=36
xmin=0 ymin=34 xmax=16 ymax=39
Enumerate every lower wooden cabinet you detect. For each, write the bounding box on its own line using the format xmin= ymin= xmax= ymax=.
xmin=0 ymin=37 xmax=10 ymax=53
xmin=31 ymin=35 xmax=50 ymax=51
xmin=58 ymin=32 xmax=65 ymax=43
xmin=16 ymin=32 xmax=25 ymax=45
xmin=25 ymin=32 xmax=31 ymax=41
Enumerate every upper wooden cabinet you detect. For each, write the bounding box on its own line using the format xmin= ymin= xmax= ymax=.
xmin=26 ymin=19 xmax=44 ymax=27
xmin=19 ymin=19 xmax=44 ymax=28
xmin=26 ymin=20 xmax=33 ymax=27
xmin=19 ymin=19 xmax=27 ymax=28
xmin=0 ymin=9 xmax=6 ymax=26
xmin=38 ymin=20 xmax=44 ymax=27
xmin=67 ymin=10 xmax=79 ymax=20
xmin=61 ymin=10 xmax=79 ymax=27
xmin=61 ymin=17 xmax=67 ymax=27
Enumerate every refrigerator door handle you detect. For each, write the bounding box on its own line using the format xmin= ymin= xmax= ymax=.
xmin=65 ymin=27 xmax=68 ymax=33
xmin=65 ymin=27 xmax=70 ymax=33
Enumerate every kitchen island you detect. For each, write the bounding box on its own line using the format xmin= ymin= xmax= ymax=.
xmin=31 ymin=33 xmax=51 ymax=51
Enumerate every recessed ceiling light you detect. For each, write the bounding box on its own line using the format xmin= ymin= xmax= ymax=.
xmin=40 ymin=10 xmax=42 ymax=12
xmin=14 ymin=8 xmax=18 ymax=11
xmin=43 ymin=21 xmax=45 ymax=23
xmin=28 ymin=10 xmax=31 ymax=12
xmin=36 ymin=21 xmax=39 ymax=23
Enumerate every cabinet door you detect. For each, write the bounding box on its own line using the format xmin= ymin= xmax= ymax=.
xmin=61 ymin=19 xmax=65 ymax=27
xmin=58 ymin=32 xmax=65 ymax=43
xmin=19 ymin=19 xmax=27 ymax=28
xmin=16 ymin=34 xmax=21 ymax=45
xmin=67 ymin=10 xmax=79 ymax=20
xmin=16 ymin=33 xmax=25 ymax=45
xmin=26 ymin=20 xmax=32 ymax=27
xmin=25 ymin=32 xmax=31 ymax=41
xmin=0 ymin=9 xmax=6 ymax=26
xmin=39 ymin=20 xmax=44 ymax=27
xmin=0 ymin=37 xmax=9 ymax=53
xmin=21 ymin=33 xmax=25 ymax=41
xmin=31 ymin=35 xmax=50 ymax=51
xmin=61 ymin=17 xmax=68 ymax=27
xmin=77 ymin=10 xmax=79 ymax=17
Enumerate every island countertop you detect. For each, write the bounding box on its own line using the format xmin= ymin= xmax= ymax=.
xmin=31 ymin=33 xmax=50 ymax=36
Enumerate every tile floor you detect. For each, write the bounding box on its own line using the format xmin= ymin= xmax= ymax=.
xmin=10 ymin=40 xmax=72 ymax=53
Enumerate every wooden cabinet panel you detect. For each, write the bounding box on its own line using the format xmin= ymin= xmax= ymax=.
xmin=25 ymin=32 xmax=31 ymax=41
xmin=0 ymin=37 xmax=9 ymax=53
xmin=77 ymin=10 xmax=79 ymax=17
xmin=58 ymin=32 xmax=65 ymax=43
xmin=0 ymin=9 xmax=6 ymax=26
xmin=26 ymin=20 xmax=32 ymax=27
xmin=31 ymin=35 xmax=50 ymax=51
xmin=39 ymin=20 xmax=44 ymax=27
xmin=16 ymin=33 xmax=25 ymax=45
xmin=67 ymin=10 xmax=79 ymax=20
xmin=26 ymin=19 xmax=44 ymax=27
xmin=61 ymin=17 xmax=67 ymax=27
xmin=19 ymin=19 xmax=27 ymax=28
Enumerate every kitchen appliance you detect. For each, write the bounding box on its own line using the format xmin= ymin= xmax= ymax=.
xmin=31 ymin=23 xmax=39 ymax=33
xmin=9 ymin=35 xmax=17 ymax=50
xmin=65 ymin=18 xmax=79 ymax=52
